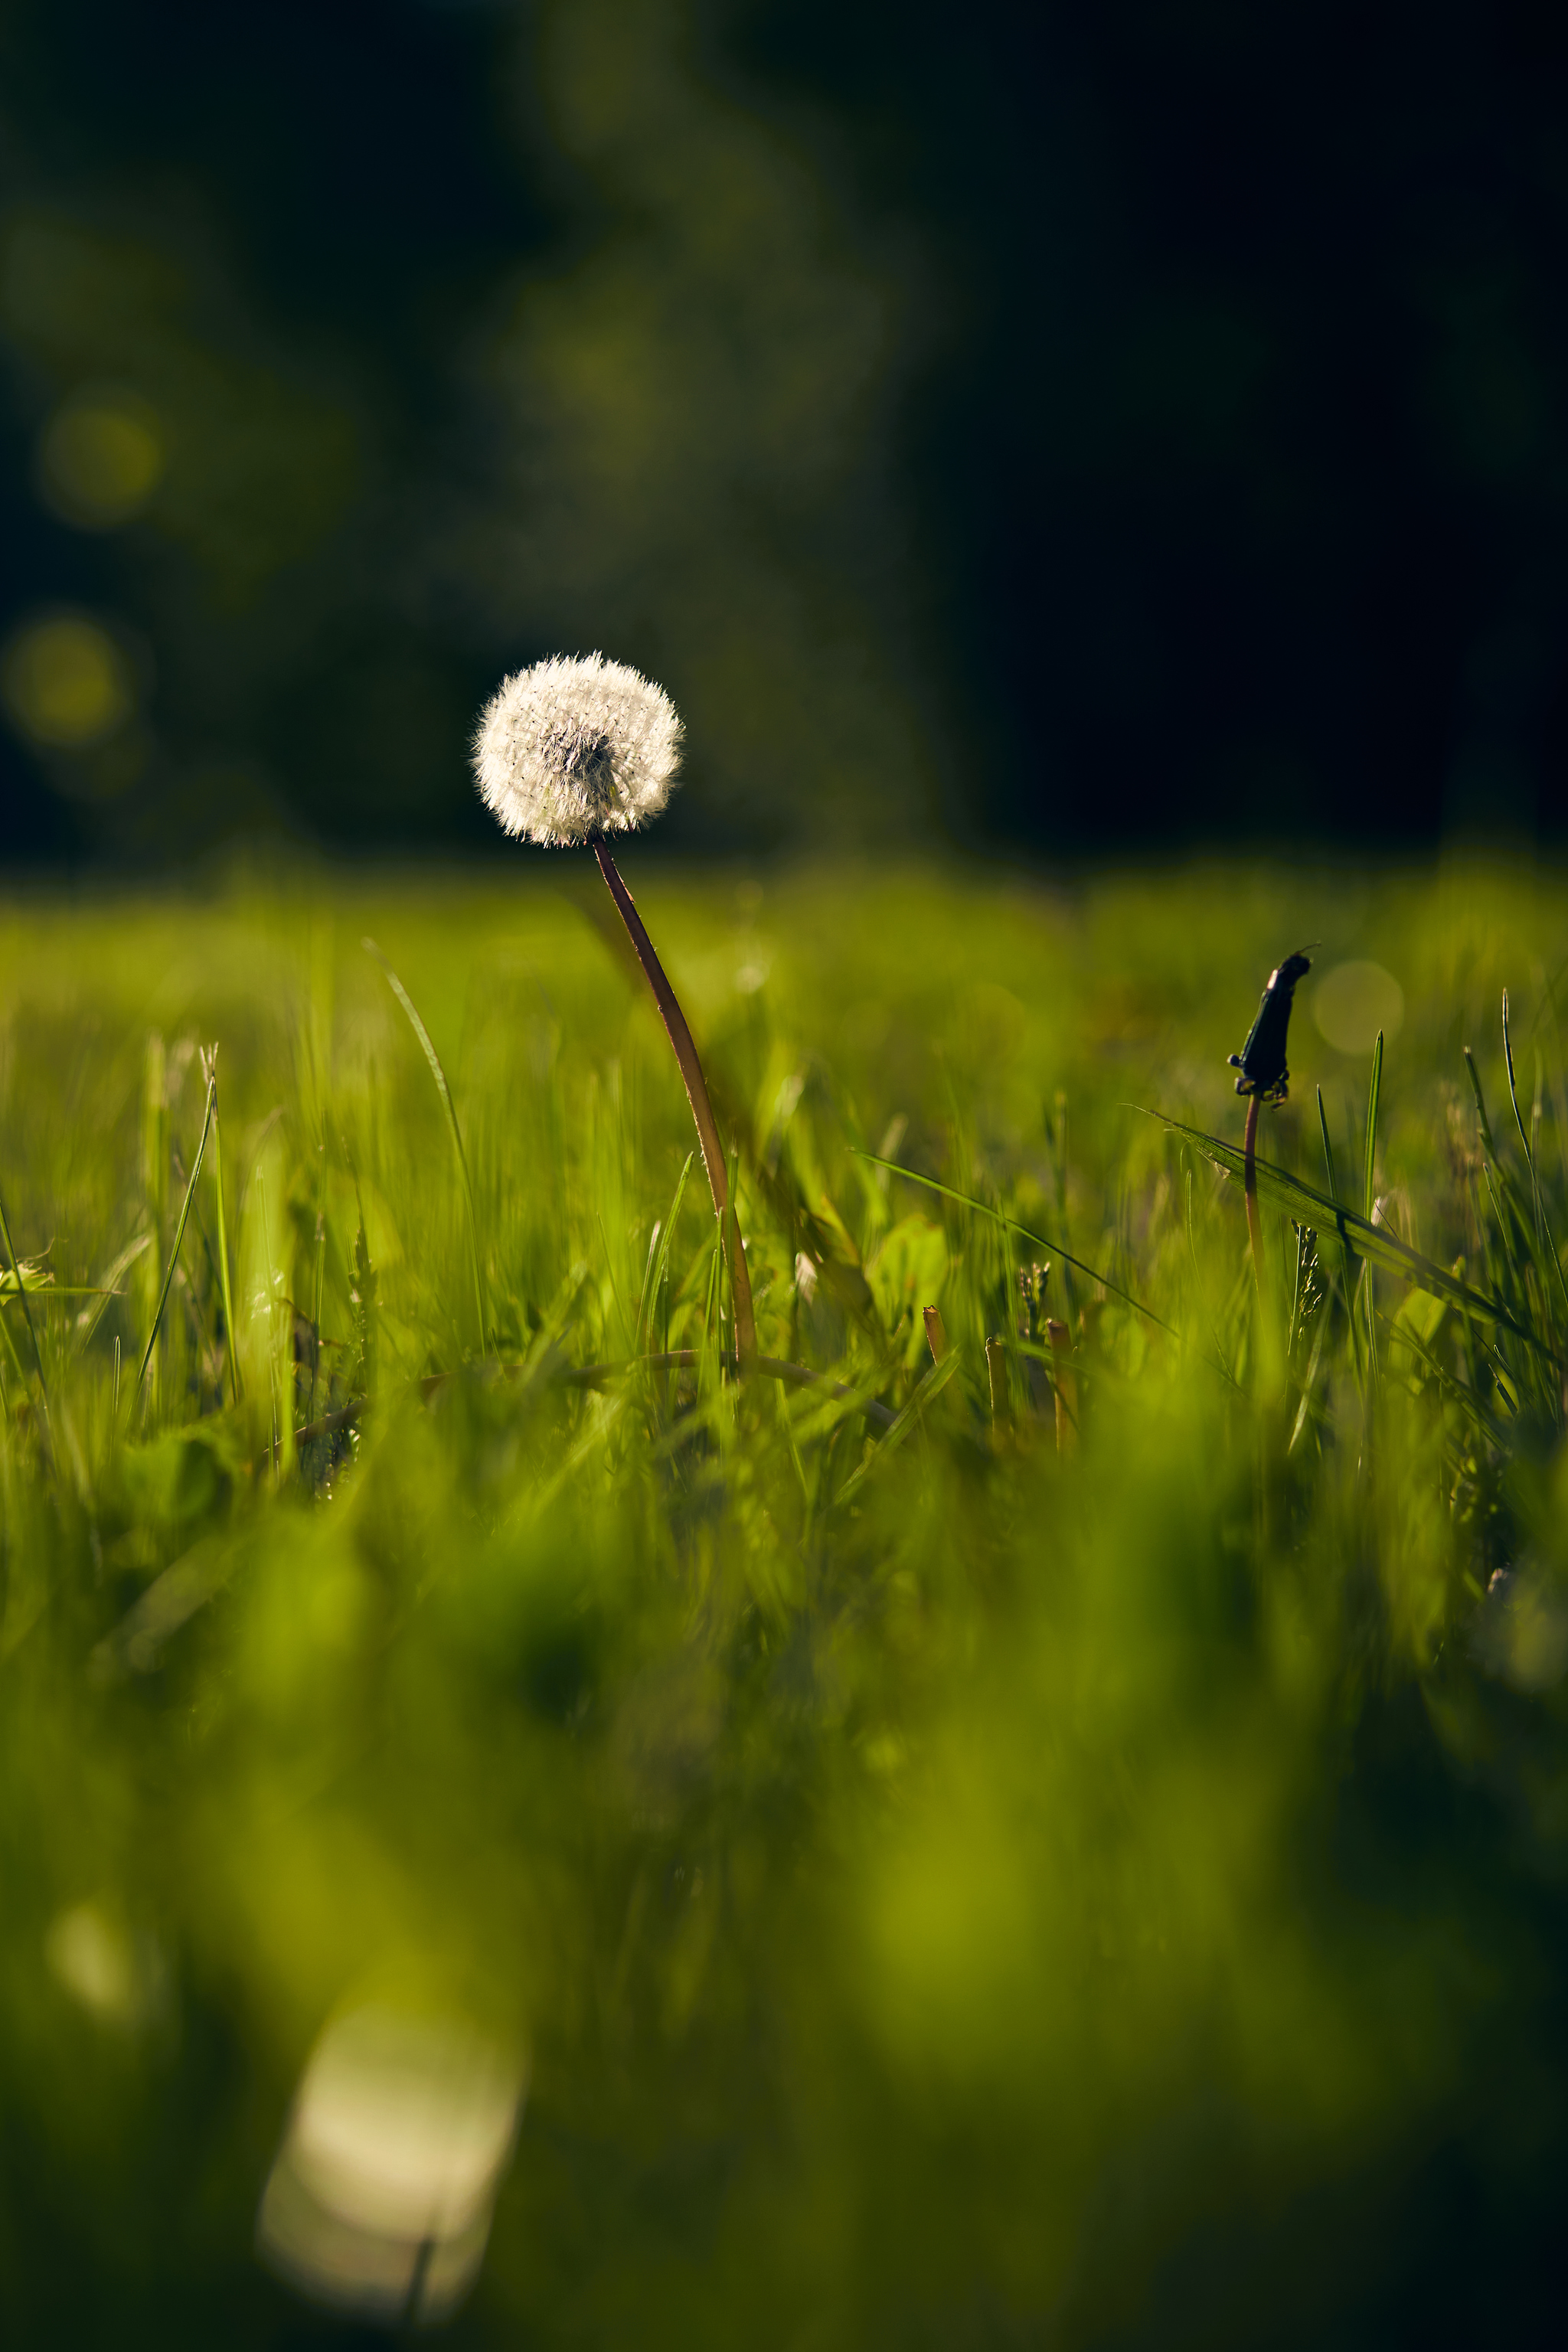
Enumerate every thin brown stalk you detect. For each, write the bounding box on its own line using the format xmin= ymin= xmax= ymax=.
xmin=591 ymin=838 xmax=757 ymax=1366
xmin=1243 ymin=1093 xmax=1266 ymax=1297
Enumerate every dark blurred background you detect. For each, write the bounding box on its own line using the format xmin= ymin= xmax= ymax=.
xmin=2 ymin=0 xmax=1566 ymax=864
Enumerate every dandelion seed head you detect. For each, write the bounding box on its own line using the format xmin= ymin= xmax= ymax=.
xmin=472 ymin=652 xmax=684 ymax=847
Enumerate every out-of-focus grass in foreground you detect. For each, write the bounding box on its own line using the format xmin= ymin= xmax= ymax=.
xmin=3 ymin=858 xmax=1568 ymax=2347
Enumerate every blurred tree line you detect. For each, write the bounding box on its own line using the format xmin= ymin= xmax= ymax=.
xmin=2 ymin=0 xmax=1567 ymax=863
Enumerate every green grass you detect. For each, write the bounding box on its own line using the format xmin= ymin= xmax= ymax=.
xmin=4 ymin=854 xmax=1568 ymax=2345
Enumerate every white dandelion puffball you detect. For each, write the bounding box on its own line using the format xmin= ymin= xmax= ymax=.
xmin=472 ymin=652 xmax=684 ymax=847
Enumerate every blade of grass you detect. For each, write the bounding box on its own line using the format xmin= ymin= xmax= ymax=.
xmin=1286 ymin=1308 xmax=1331 ymax=1455
xmin=1317 ymin=1083 xmax=1364 ymax=1389
xmin=826 ymin=1344 xmax=964 ymax=1508
xmin=595 ymin=1213 xmax=634 ymax=1358
xmin=364 ymin=938 xmax=487 ymax=1355
xmin=0 ymin=1259 xmax=29 ymax=1389
xmin=1502 ymin=988 xmax=1534 ymax=1179
xmin=522 ymin=1261 xmax=591 ymax=1378
xmin=1502 ymin=988 xmax=1567 ymax=1348
xmin=1378 ymin=1306 xmax=1509 ymax=1446
xmin=723 ymin=1142 xmax=743 ymax=1369
xmin=1317 ymin=1085 xmax=1344 ymax=1220
xmin=137 ymin=1076 xmax=216 ymax=1392
xmin=1463 ymin=1046 xmax=1498 ymax=1157
xmin=854 ymin=1152 xmax=1175 ymax=1335
xmin=1481 ymin=1162 xmax=1520 ymax=1283
xmin=0 ymin=1184 xmax=47 ymax=1406
xmin=309 ymin=1203 xmax=325 ymax=1426
xmin=1 ymin=1272 xmax=106 ymax=1298
xmin=638 ymin=1152 xmax=694 ymax=1349
xmin=74 ymin=1234 xmax=152 ymax=1354
xmin=564 ymin=1350 xmax=896 ymax=1425
xmin=1362 ymin=1031 xmax=1383 ymax=1223
xmin=1362 ymin=1030 xmax=1383 ymax=1382
xmin=201 ymin=1049 xmax=242 ymax=1404
xmin=1149 ymin=1111 xmax=1557 ymax=1362
xmin=635 ymin=1221 xmax=662 ymax=1348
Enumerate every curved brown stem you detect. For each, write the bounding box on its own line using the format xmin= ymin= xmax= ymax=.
xmin=591 ymin=838 xmax=757 ymax=1366
xmin=1243 ymin=1092 xmax=1265 ymax=1296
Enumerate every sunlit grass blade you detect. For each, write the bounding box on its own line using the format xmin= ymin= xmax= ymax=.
xmin=498 ymin=1387 xmax=629 ymax=1537
xmin=723 ymin=1141 xmax=742 ymax=1361
xmin=1463 ymin=1044 xmax=1498 ymax=1156
xmin=523 ymin=1260 xmax=590 ymax=1376
xmin=1316 ymin=1082 xmax=1363 ymax=1387
xmin=1316 ymin=1085 xmax=1344 ymax=1218
xmin=0 ymin=1183 xmax=47 ymax=1405
xmin=201 ymin=1048 xmax=242 ymax=1403
xmin=1362 ymin=1030 xmax=1383 ymax=1380
xmin=0 ymin=1264 xmax=103 ymax=1302
xmin=1286 ymin=1308 xmax=1330 ymax=1455
xmin=1153 ymin=1112 xmax=1556 ymax=1361
xmin=855 ymin=1151 xmax=1175 ymax=1334
xmin=1502 ymin=987 xmax=1534 ymax=1174
xmin=563 ymin=1349 xmax=897 ymax=1428
xmin=74 ymin=1234 xmax=152 ymax=1354
xmin=775 ymin=1357 xmax=898 ymax=1448
xmin=636 ymin=1151 xmax=694 ymax=1349
xmin=364 ymin=937 xmax=487 ymax=1354
xmin=1479 ymin=1165 xmax=1526 ymax=1330
xmin=1377 ymin=1307 xmax=1510 ymax=1446
xmin=0 ymin=1265 xmax=29 ymax=1390
xmin=137 ymin=1076 xmax=217 ymax=1393
xmin=1501 ymin=988 xmax=1567 ymax=1351
xmin=1362 ymin=1031 xmax=1383 ymax=1223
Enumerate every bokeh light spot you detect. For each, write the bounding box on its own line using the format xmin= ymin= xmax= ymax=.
xmin=257 ymin=2004 xmax=525 ymax=2327
xmin=44 ymin=1902 xmax=166 ymax=2030
xmin=39 ymin=390 xmax=165 ymax=527
xmin=1312 ymin=959 xmax=1405 ymax=1054
xmin=1 ymin=616 xmax=134 ymax=748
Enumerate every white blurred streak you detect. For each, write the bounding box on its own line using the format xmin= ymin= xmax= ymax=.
xmin=257 ymin=2005 xmax=525 ymax=2327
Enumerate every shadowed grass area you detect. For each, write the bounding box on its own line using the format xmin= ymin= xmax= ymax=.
xmin=2 ymin=856 xmax=1568 ymax=2345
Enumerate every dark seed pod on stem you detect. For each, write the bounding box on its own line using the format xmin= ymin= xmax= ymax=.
xmin=1227 ymin=947 xmax=1314 ymax=1305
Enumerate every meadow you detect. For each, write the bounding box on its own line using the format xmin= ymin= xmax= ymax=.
xmin=2 ymin=854 xmax=1567 ymax=2347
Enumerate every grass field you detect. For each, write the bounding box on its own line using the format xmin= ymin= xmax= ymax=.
xmin=3 ymin=854 xmax=1568 ymax=2346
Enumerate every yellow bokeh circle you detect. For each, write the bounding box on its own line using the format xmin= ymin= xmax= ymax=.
xmin=1 ymin=616 xmax=136 ymax=749
xmin=1312 ymin=960 xmax=1405 ymax=1055
xmin=38 ymin=390 xmax=165 ymax=528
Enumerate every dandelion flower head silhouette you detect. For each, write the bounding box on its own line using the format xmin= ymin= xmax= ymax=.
xmin=472 ymin=653 xmax=684 ymax=847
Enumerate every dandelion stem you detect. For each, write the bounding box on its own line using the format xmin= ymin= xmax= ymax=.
xmin=591 ymin=838 xmax=756 ymax=1367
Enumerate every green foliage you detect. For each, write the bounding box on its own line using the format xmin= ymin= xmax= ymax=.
xmin=3 ymin=859 xmax=1568 ymax=2342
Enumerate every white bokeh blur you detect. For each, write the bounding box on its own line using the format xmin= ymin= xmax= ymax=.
xmin=256 ymin=2004 xmax=526 ymax=2328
